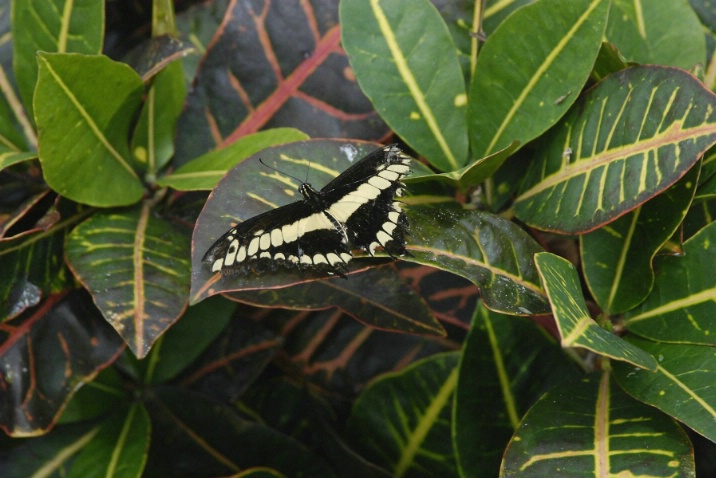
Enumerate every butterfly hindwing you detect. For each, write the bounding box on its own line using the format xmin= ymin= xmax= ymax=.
xmin=203 ymin=144 xmax=411 ymax=277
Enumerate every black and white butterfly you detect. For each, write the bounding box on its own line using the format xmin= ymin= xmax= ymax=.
xmin=203 ymin=144 xmax=412 ymax=277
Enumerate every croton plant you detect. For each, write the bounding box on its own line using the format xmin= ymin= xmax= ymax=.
xmin=1 ymin=0 xmax=715 ymax=476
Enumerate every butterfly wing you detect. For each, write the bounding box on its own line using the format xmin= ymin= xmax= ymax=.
xmin=321 ymin=144 xmax=411 ymax=257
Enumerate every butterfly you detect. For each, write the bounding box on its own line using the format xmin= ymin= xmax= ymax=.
xmin=203 ymin=144 xmax=411 ymax=277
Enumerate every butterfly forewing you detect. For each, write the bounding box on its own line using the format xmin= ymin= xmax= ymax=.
xmin=203 ymin=144 xmax=411 ymax=277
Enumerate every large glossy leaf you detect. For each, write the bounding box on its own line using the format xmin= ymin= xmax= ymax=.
xmin=534 ymin=253 xmax=657 ymax=370
xmin=454 ymin=305 xmax=581 ymax=478
xmin=147 ymin=387 xmax=335 ymax=477
xmin=191 ymin=140 xmax=410 ymax=300
xmin=0 ymin=292 xmax=124 ymax=436
xmin=158 ymin=128 xmax=309 ymax=191
xmin=0 ymin=199 xmax=88 ymax=321
xmin=406 ymin=204 xmax=549 ymax=316
xmin=622 ymin=221 xmax=716 ymax=344
xmin=65 ymin=205 xmax=191 ymax=358
xmin=67 ymin=404 xmax=150 ymax=478
xmin=516 ymin=66 xmax=716 ymax=233
xmin=613 ymin=335 xmax=716 ymax=443
xmin=468 ymin=0 xmax=609 ymax=158
xmin=502 ymin=373 xmax=695 ymax=476
xmin=35 ymin=53 xmax=145 ymax=207
xmin=12 ymin=0 xmax=104 ymax=119
xmin=174 ymin=0 xmax=385 ymax=166
xmin=606 ymin=0 xmax=706 ymax=70
xmin=581 ymin=162 xmax=700 ymax=314
xmin=228 ymin=265 xmax=444 ymax=337
xmin=346 ymin=352 xmax=460 ymax=477
xmin=341 ymin=0 xmax=468 ymax=171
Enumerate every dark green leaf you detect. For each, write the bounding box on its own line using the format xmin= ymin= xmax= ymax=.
xmin=469 ymin=0 xmax=609 ymax=158
xmin=341 ymin=0 xmax=468 ymax=171
xmin=65 ymin=205 xmax=191 ymax=358
xmin=516 ymin=66 xmax=716 ymax=233
xmin=535 ymin=252 xmax=658 ymax=370
xmin=502 ymin=373 xmax=695 ymax=476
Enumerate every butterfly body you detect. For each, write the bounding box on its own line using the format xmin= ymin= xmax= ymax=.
xmin=203 ymin=144 xmax=411 ymax=277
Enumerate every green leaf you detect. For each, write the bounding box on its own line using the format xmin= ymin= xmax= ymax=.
xmin=502 ymin=373 xmax=695 ymax=476
xmin=534 ymin=252 xmax=658 ymax=370
xmin=340 ymin=0 xmax=468 ymax=171
xmin=581 ymin=162 xmax=700 ymax=314
xmin=606 ymin=0 xmax=706 ymax=70
xmin=35 ymin=53 xmax=145 ymax=207
xmin=158 ymin=128 xmax=309 ymax=191
xmin=12 ymin=0 xmax=104 ymax=119
xmin=131 ymin=60 xmax=186 ymax=178
xmin=67 ymin=404 xmax=150 ymax=478
xmin=468 ymin=0 xmax=609 ymax=158
xmin=65 ymin=205 xmax=191 ymax=358
xmin=613 ymin=335 xmax=716 ymax=443
xmin=622 ymin=221 xmax=716 ymax=344
xmin=227 ymin=266 xmax=445 ymax=337
xmin=0 ymin=151 xmax=37 ymax=169
xmin=454 ymin=305 xmax=581 ymax=477
xmin=346 ymin=352 xmax=460 ymax=477
xmin=147 ymin=296 xmax=235 ymax=383
xmin=405 ymin=141 xmax=519 ymax=192
xmin=406 ymin=204 xmax=549 ymax=315
xmin=515 ymin=66 xmax=716 ymax=233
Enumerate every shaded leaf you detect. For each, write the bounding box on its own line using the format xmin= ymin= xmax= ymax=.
xmin=502 ymin=373 xmax=695 ymax=476
xmin=613 ymin=335 xmax=716 ymax=443
xmin=158 ymin=128 xmax=309 ymax=191
xmin=0 ymin=152 xmax=35 ymax=170
xmin=35 ymin=53 xmax=145 ymax=207
xmin=516 ymin=66 xmax=716 ymax=233
xmin=0 ymin=292 xmax=124 ymax=436
xmin=341 ymin=0 xmax=468 ymax=171
xmin=147 ymin=387 xmax=335 ymax=477
xmin=581 ymin=162 xmax=700 ymax=314
xmin=406 ymin=204 xmax=549 ymax=315
xmin=174 ymin=1 xmax=384 ymax=166
xmin=65 ymin=205 xmax=191 ymax=358
xmin=534 ymin=252 xmax=657 ymax=370
xmin=606 ymin=0 xmax=706 ymax=70
xmin=622 ymin=221 xmax=716 ymax=344
xmin=346 ymin=352 xmax=460 ymax=477
xmin=12 ymin=0 xmax=104 ymax=119
xmin=228 ymin=265 xmax=444 ymax=337
xmin=67 ymin=404 xmax=150 ymax=478
xmin=454 ymin=305 xmax=581 ymax=478
xmin=469 ymin=0 xmax=609 ymax=158
xmin=125 ymin=34 xmax=196 ymax=82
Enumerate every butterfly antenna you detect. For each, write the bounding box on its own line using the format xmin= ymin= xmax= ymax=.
xmin=259 ymin=158 xmax=305 ymax=184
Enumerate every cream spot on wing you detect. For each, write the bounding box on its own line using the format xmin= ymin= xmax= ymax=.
xmin=237 ymin=246 xmax=246 ymax=262
xmin=299 ymin=213 xmax=334 ymax=235
xmin=387 ymin=164 xmax=410 ymax=174
xmin=340 ymin=252 xmax=352 ymax=262
xmin=392 ymin=202 xmax=402 ymax=212
xmin=212 ymin=258 xmax=224 ymax=272
xmin=379 ymin=170 xmax=400 ymax=181
xmin=383 ymin=222 xmax=397 ymax=235
xmin=274 ymin=252 xmax=285 ymax=260
xmin=313 ymin=254 xmax=328 ymax=265
xmin=247 ymin=237 xmax=259 ymax=256
xmin=288 ymin=255 xmax=299 ymax=263
xmin=368 ymin=175 xmax=391 ymax=190
xmin=353 ymin=183 xmax=381 ymax=200
xmin=368 ymin=242 xmax=379 ymax=255
xmin=260 ymin=251 xmax=270 ymax=258
xmin=326 ymin=253 xmax=341 ymax=265
xmin=377 ymin=230 xmax=392 ymax=246
xmin=254 ymin=229 xmax=264 ymax=236
xmin=282 ymin=222 xmax=298 ymax=243
xmin=271 ymin=229 xmax=283 ymax=247
xmin=328 ymin=200 xmax=362 ymax=223
xmin=388 ymin=211 xmax=400 ymax=223
xmin=260 ymin=233 xmax=271 ymax=250
xmin=300 ymin=255 xmax=312 ymax=265
xmin=224 ymin=239 xmax=240 ymax=266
